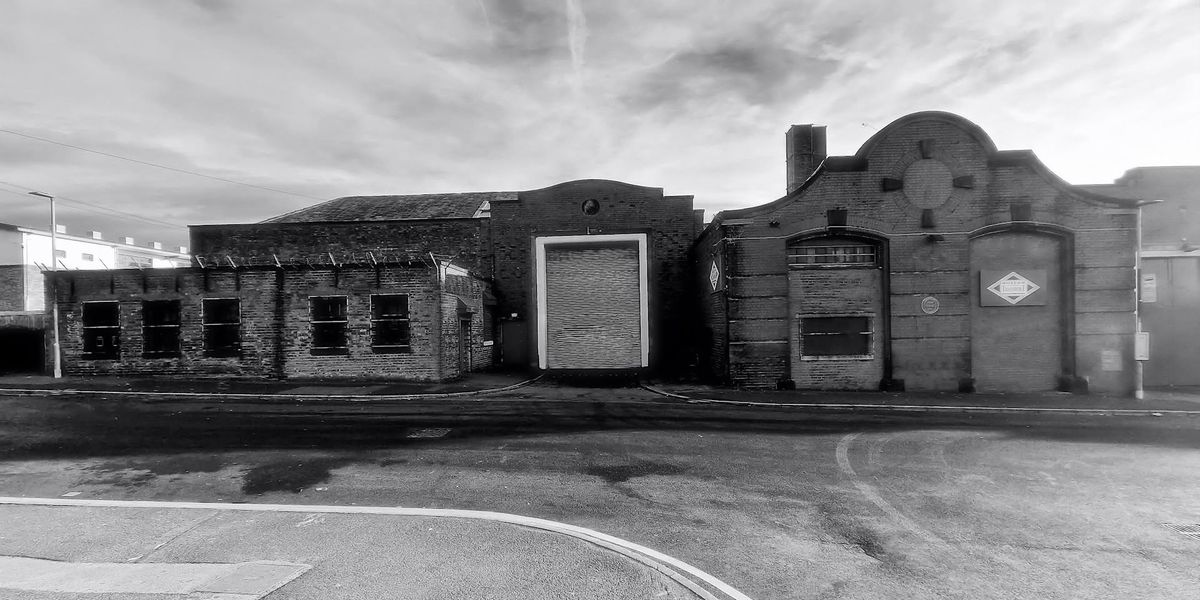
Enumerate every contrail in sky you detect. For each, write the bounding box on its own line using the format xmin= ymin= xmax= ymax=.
xmin=565 ymin=0 xmax=588 ymax=93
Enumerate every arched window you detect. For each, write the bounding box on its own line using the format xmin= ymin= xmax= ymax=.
xmin=787 ymin=236 xmax=878 ymax=267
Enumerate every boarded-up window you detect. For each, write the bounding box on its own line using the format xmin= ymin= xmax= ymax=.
xmin=371 ymin=294 xmax=410 ymax=352
xmin=142 ymin=300 xmax=181 ymax=357
xmin=310 ymin=296 xmax=348 ymax=354
xmin=82 ymin=301 xmax=120 ymax=359
xmin=203 ymin=298 xmax=240 ymax=357
xmin=801 ymin=316 xmax=872 ymax=357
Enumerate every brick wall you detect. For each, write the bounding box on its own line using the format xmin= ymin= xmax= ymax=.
xmin=53 ymin=264 xmax=493 ymax=381
xmin=693 ymin=226 xmax=728 ymax=381
xmin=0 ymin=265 xmax=24 ymax=311
xmin=438 ymin=271 xmax=493 ymax=378
xmin=789 ymin=267 xmax=884 ymax=390
xmin=700 ymin=112 xmax=1138 ymax=394
xmin=968 ymin=231 xmax=1065 ymax=392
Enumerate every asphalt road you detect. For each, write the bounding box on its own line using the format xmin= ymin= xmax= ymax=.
xmin=1 ymin=389 xmax=1198 ymax=599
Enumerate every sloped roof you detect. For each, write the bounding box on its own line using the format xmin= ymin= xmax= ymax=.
xmin=263 ymin=191 xmax=516 ymax=223
xmin=1075 ymin=183 xmax=1138 ymax=199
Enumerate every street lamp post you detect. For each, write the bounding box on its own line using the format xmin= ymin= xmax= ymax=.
xmin=29 ymin=191 xmax=62 ymax=379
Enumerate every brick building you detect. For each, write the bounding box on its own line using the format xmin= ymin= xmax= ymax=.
xmin=55 ymin=179 xmax=698 ymax=380
xmin=695 ymin=111 xmax=1143 ymax=394
xmin=48 ymin=112 xmax=1143 ymax=391
xmin=1 ymin=222 xmax=189 ymax=374
xmin=53 ymin=260 xmax=492 ymax=381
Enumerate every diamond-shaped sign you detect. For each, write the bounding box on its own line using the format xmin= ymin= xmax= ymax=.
xmin=986 ymin=271 xmax=1040 ymax=304
xmin=708 ymin=261 xmax=721 ymax=291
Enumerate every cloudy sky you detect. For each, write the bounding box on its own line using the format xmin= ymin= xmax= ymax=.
xmin=1 ymin=0 xmax=1198 ymax=248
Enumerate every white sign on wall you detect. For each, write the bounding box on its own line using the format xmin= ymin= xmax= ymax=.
xmin=980 ymin=270 xmax=1047 ymax=306
xmin=920 ymin=296 xmax=940 ymax=314
xmin=1135 ymin=332 xmax=1150 ymax=361
xmin=1141 ymin=273 xmax=1157 ymax=303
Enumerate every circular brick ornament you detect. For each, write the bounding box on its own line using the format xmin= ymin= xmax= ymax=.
xmin=903 ymin=160 xmax=954 ymax=208
xmin=920 ymin=295 xmax=940 ymax=315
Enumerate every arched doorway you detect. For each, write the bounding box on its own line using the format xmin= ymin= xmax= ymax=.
xmin=969 ymin=229 xmax=1070 ymax=391
xmin=787 ymin=234 xmax=887 ymax=389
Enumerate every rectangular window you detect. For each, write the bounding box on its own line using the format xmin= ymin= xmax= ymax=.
xmin=81 ymin=253 xmax=95 ymax=262
xmin=202 ymin=298 xmax=240 ymax=357
xmin=54 ymin=249 xmax=67 ymax=258
xmin=371 ymin=294 xmax=410 ymax=352
xmin=801 ymin=316 xmax=872 ymax=358
xmin=310 ymin=296 xmax=348 ymax=354
xmin=788 ymin=244 xmax=876 ymax=267
xmin=81 ymin=301 xmax=120 ymax=359
xmin=142 ymin=300 xmax=181 ymax=357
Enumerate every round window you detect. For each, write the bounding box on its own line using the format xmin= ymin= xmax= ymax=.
xmin=581 ymin=199 xmax=600 ymax=215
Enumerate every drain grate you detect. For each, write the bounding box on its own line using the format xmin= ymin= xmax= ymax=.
xmin=1162 ymin=523 xmax=1200 ymax=538
xmin=406 ymin=427 xmax=452 ymax=439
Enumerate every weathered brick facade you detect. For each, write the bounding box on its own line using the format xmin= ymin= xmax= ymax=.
xmin=489 ymin=180 xmax=698 ymax=372
xmin=52 ymin=263 xmax=492 ymax=381
xmin=43 ymin=112 xmax=1141 ymax=393
xmin=696 ymin=111 xmax=1140 ymax=394
xmin=185 ymin=180 xmax=698 ymax=376
xmin=0 ymin=265 xmax=25 ymax=311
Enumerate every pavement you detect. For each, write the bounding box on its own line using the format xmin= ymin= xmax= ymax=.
xmin=0 ymin=372 xmax=533 ymax=397
xmin=0 ymin=498 xmax=724 ymax=600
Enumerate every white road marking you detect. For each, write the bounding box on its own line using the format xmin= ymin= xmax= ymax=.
xmin=835 ymin=433 xmax=944 ymax=545
xmin=0 ymin=496 xmax=750 ymax=600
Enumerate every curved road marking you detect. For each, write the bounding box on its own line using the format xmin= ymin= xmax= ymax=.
xmin=0 ymin=496 xmax=751 ymax=600
xmin=835 ymin=433 xmax=944 ymax=545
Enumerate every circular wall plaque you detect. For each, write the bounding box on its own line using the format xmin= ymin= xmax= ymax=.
xmin=920 ymin=296 xmax=940 ymax=315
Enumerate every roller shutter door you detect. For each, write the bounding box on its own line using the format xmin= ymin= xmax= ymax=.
xmin=544 ymin=244 xmax=641 ymax=369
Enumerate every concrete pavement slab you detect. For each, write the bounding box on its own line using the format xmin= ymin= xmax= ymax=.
xmin=0 ymin=556 xmax=308 ymax=597
xmin=0 ymin=499 xmax=729 ymax=600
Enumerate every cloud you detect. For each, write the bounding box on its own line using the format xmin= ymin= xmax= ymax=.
xmin=0 ymin=0 xmax=1196 ymax=240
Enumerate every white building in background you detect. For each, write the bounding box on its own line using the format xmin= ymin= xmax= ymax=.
xmin=0 ymin=222 xmax=190 ymax=311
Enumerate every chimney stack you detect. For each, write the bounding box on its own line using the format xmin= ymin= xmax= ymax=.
xmin=786 ymin=124 xmax=827 ymax=194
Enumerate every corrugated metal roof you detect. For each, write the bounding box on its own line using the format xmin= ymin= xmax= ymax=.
xmin=263 ymin=192 xmax=516 ymax=223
